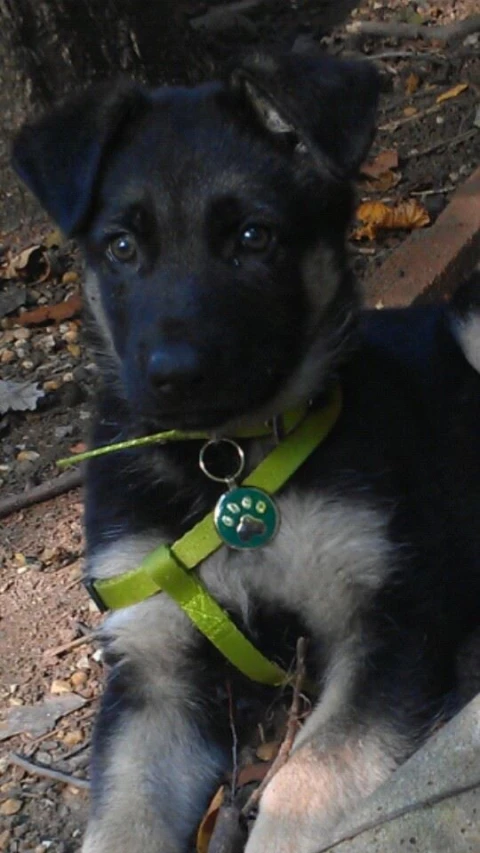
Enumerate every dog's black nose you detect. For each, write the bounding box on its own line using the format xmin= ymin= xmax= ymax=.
xmin=147 ymin=344 xmax=203 ymax=394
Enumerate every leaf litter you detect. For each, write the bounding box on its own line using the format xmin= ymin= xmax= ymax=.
xmin=1 ymin=2 xmax=479 ymax=852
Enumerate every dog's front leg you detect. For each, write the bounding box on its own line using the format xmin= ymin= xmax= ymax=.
xmin=245 ymin=643 xmax=414 ymax=853
xmin=82 ymin=596 xmax=229 ymax=853
xmin=245 ymin=716 xmax=404 ymax=853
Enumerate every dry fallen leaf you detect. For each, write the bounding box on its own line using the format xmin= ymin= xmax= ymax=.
xmin=352 ymin=200 xmax=430 ymax=241
xmin=0 ymin=379 xmax=45 ymax=415
xmin=361 ymin=149 xmax=399 ymax=179
xmin=436 ymin=83 xmax=468 ymax=104
xmin=405 ymin=73 xmax=420 ymax=96
xmin=0 ymin=245 xmax=51 ymax=282
xmin=403 ymin=106 xmax=417 ymax=117
xmin=196 ymin=785 xmax=225 ymax=853
xmin=360 ymin=149 xmax=401 ymax=193
xmin=362 ymin=170 xmax=401 ymax=193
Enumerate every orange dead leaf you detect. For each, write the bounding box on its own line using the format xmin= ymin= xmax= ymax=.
xmin=196 ymin=786 xmax=224 ymax=853
xmin=69 ymin=442 xmax=87 ymax=454
xmin=10 ymin=292 xmax=82 ymax=327
xmin=361 ymin=169 xmax=401 ymax=193
xmin=237 ymin=760 xmax=273 ymax=787
xmin=403 ymin=106 xmax=417 ymax=117
xmin=361 ymin=149 xmax=399 ymax=180
xmin=352 ymin=200 xmax=430 ymax=241
xmin=405 ymin=73 xmax=420 ymax=96
xmin=436 ymin=83 xmax=468 ymax=104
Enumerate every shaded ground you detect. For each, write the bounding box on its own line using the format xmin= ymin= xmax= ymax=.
xmin=1 ymin=1 xmax=479 ymax=851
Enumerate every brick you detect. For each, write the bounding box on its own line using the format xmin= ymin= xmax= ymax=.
xmin=364 ymin=166 xmax=480 ymax=308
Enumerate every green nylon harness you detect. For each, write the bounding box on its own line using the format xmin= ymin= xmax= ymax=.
xmin=61 ymin=385 xmax=342 ymax=687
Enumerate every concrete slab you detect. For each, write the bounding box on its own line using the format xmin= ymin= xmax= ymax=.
xmin=319 ymin=695 xmax=480 ymax=853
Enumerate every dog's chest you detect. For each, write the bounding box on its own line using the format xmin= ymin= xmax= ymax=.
xmin=199 ymin=488 xmax=395 ymax=643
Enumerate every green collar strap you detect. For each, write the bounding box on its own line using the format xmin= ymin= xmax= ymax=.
xmin=86 ymin=385 xmax=342 ymax=687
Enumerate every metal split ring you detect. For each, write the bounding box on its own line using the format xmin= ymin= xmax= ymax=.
xmin=199 ymin=438 xmax=245 ymax=485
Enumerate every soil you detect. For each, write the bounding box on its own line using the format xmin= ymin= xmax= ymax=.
xmin=0 ymin=2 xmax=479 ymax=852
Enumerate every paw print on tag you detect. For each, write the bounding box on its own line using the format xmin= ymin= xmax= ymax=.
xmin=214 ymin=486 xmax=279 ymax=550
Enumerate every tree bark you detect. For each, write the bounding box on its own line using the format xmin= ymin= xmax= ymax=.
xmin=0 ymin=0 xmax=207 ymax=229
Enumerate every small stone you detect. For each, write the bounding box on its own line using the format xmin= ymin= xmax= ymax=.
xmin=0 ymin=829 xmax=11 ymax=850
xmin=70 ymin=670 xmax=88 ymax=689
xmin=16 ymin=450 xmax=40 ymax=463
xmin=12 ymin=327 xmax=31 ymax=341
xmin=54 ymin=425 xmax=74 ymax=440
xmin=62 ymin=729 xmax=83 ymax=747
xmin=21 ymin=360 xmax=34 ymax=370
xmin=50 ymin=679 xmax=71 ymax=695
xmin=92 ymin=648 xmax=103 ymax=663
xmin=67 ymin=343 xmax=81 ymax=358
xmin=42 ymin=379 xmax=61 ymax=393
xmin=41 ymin=546 xmax=58 ymax=564
xmin=0 ymin=798 xmax=22 ymax=816
xmin=63 ymin=327 xmax=78 ymax=344
xmin=0 ymin=349 xmax=15 ymax=364
xmin=35 ymin=751 xmax=52 ymax=765
xmin=62 ymin=371 xmax=74 ymax=383
xmin=62 ymin=270 xmax=79 ymax=285
xmin=34 ymin=334 xmax=56 ymax=352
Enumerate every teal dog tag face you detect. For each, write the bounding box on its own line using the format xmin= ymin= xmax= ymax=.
xmin=214 ymin=486 xmax=279 ymax=550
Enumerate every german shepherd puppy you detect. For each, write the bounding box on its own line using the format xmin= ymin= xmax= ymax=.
xmin=13 ymin=52 xmax=480 ymax=853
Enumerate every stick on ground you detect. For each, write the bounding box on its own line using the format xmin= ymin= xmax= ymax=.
xmin=0 ymin=468 xmax=82 ymax=520
xmin=346 ymin=14 xmax=480 ymax=45
xmin=9 ymin=752 xmax=91 ymax=790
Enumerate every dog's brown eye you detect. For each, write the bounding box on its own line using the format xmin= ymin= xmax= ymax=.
xmin=238 ymin=224 xmax=273 ymax=253
xmin=107 ymin=234 xmax=137 ymax=264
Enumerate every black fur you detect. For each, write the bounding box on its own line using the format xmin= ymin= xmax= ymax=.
xmin=12 ymin=52 xmax=480 ymax=853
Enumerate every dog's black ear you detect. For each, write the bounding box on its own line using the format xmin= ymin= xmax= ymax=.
xmin=12 ymin=80 xmax=148 ymax=235
xmin=230 ymin=53 xmax=380 ymax=179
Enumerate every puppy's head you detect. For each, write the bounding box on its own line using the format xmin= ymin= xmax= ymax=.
xmin=12 ymin=53 xmax=379 ymax=431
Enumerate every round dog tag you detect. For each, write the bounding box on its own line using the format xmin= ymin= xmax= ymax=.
xmin=214 ymin=486 xmax=279 ymax=550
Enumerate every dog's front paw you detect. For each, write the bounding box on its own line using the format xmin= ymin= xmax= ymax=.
xmin=245 ymin=748 xmax=338 ymax=853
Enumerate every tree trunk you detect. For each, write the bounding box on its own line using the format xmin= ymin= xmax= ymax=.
xmin=0 ymin=0 xmax=207 ymax=229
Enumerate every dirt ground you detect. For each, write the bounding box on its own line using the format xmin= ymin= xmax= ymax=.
xmin=1 ymin=1 xmax=479 ymax=851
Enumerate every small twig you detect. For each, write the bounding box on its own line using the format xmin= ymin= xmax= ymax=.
xmin=346 ymin=15 xmax=480 ymax=45
xmin=349 ymin=246 xmax=377 ymax=256
xmin=379 ymin=102 xmax=441 ymax=132
xmin=226 ymin=681 xmax=239 ymax=798
xmin=8 ymin=752 xmax=91 ymax=789
xmin=59 ymin=738 xmax=91 ymax=762
xmin=241 ymin=637 xmax=307 ymax=817
xmin=405 ymin=128 xmax=478 ymax=159
xmin=369 ymin=50 xmax=446 ymax=61
xmin=0 ymin=469 xmax=83 ymax=520
xmin=313 ymin=775 xmax=480 ymax=853
xmin=43 ymin=633 xmax=95 ymax=660
xmin=409 ymin=185 xmax=455 ymax=197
